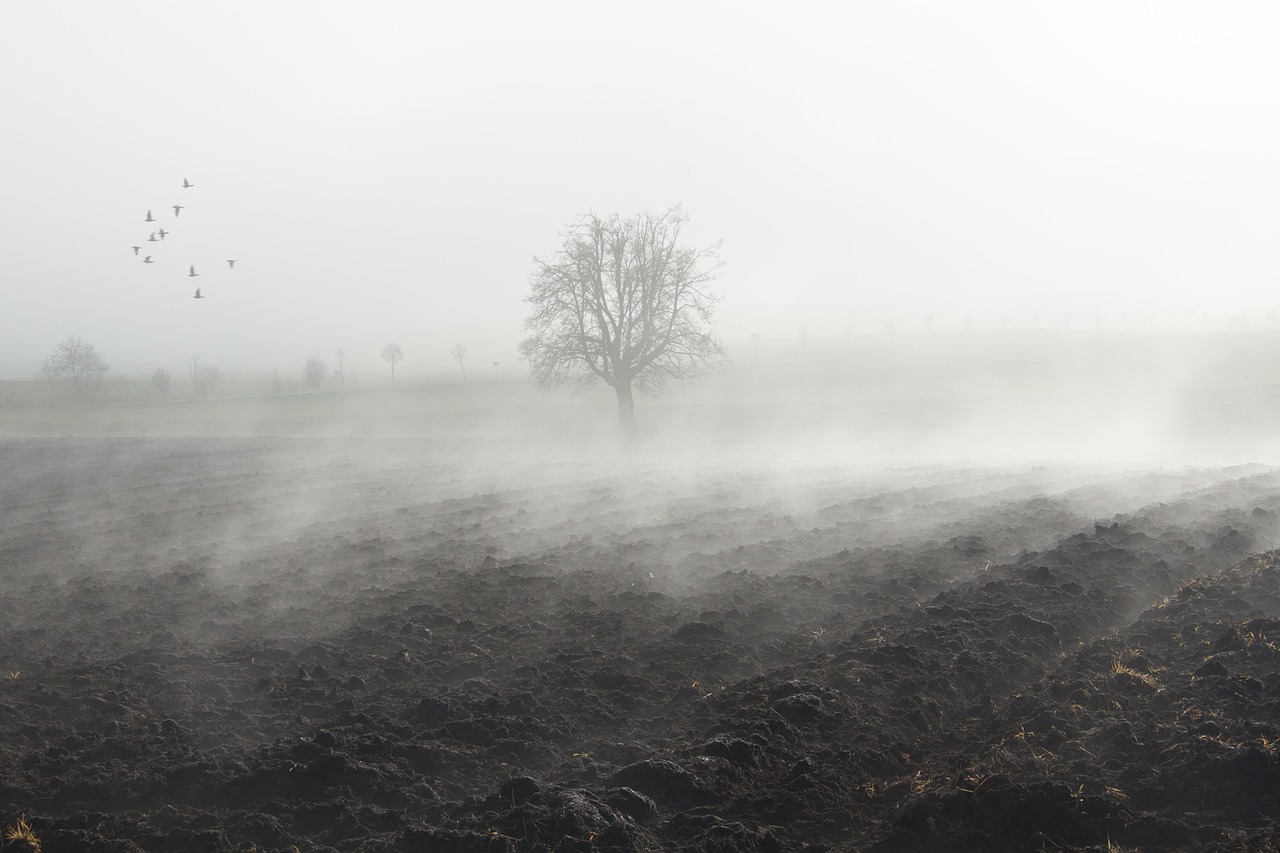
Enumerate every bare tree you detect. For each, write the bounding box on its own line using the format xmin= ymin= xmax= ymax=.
xmin=334 ymin=347 xmax=346 ymax=389
xmin=188 ymin=354 xmax=201 ymax=397
xmin=188 ymin=354 xmax=221 ymax=397
xmin=750 ymin=332 xmax=761 ymax=363
xmin=492 ymin=360 xmax=500 ymax=379
xmin=451 ymin=343 xmax=469 ymax=382
xmin=518 ymin=337 xmax=538 ymax=376
xmin=381 ymin=343 xmax=404 ymax=386
xmin=304 ymin=355 xmax=327 ymax=389
xmin=152 ymin=367 xmax=171 ymax=396
xmin=41 ymin=336 xmax=108 ymax=397
xmin=524 ymin=206 xmax=725 ymax=438
xmin=199 ymin=365 xmax=222 ymax=396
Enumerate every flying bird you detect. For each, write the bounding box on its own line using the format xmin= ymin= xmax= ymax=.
xmin=227 ymin=260 xmax=236 ymax=269
xmin=188 ymin=265 xmax=199 ymax=277
xmin=193 ymin=288 xmax=204 ymax=299
xmin=145 ymin=210 xmax=155 ymax=222
xmin=143 ymin=256 xmax=154 ymax=264
xmin=148 ymin=232 xmax=158 ymax=242
xmin=158 ymin=228 xmax=168 ymax=240
xmin=132 ymin=246 xmax=141 ymax=255
xmin=173 ymin=205 xmax=184 ymax=217
xmin=183 ymin=178 xmax=194 ymax=188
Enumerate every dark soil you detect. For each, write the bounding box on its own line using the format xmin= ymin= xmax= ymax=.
xmin=4 ymin=438 xmax=1280 ymax=851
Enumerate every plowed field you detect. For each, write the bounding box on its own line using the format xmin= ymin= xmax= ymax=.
xmin=4 ymin=433 xmax=1280 ymax=851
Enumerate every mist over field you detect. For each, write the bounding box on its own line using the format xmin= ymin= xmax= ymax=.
xmin=12 ymin=300 xmax=1280 ymax=848
xmin=7 ymin=325 xmax=1280 ymax=461
xmin=9 ymin=327 xmax=1280 ymax=850
xmin=6 ymin=323 xmax=1280 ymax=618
xmin=7 ymin=2 xmax=1280 ymax=849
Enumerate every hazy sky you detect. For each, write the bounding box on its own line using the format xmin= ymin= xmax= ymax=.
xmin=4 ymin=2 xmax=1279 ymax=378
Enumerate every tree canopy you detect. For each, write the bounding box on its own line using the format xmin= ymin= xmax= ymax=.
xmin=381 ymin=343 xmax=404 ymax=386
xmin=523 ymin=205 xmax=724 ymax=436
xmin=42 ymin=336 xmax=108 ymax=397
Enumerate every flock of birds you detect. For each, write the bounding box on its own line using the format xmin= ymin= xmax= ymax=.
xmin=133 ymin=178 xmax=237 ymax=299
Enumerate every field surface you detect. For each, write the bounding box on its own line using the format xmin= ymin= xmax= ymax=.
xmin=4 ymin=424 xmax=1280 ymax=851
xmin=6 ymin=344 xmax=1280 ymax=852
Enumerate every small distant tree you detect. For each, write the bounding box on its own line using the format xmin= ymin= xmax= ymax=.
xmin=42 ymin=336 xmax=109 ymax=397
xmin=451 ymin=343 xmax=469 ymax=382
xmin=304 ymin=355 xmax=327 ymax=389
xmin=188 ymin=354 xmax=221 ymax=398
xmin=518 ymin=337 xmax=537 ymax=376
xmin=798 ymin=325 xmax=809 ymax=353
xmin=750 ymin=332 xmax=761 ymax=363
xmin=523 ymin=206 xmax=725 ymax=438
xmin=199 ymin=365 xmax=221 ymax=396
xmin=381 ymin=342 xmax=404 ymax=386
xmin=152 ymin=367 xmax=171 ymax=396
xmin=189 ymin=354 xmax=201 ymax=396
xmin=492 ymin=360 xmax=500 ymax=379
xmin=334 ymin=347 xmax=346 ymax=389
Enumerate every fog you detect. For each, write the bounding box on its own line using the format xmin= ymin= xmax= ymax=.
xmin=4 ymin=3 xmax=1280 ymax=378
xmin=8 ymin=323 xmax=1280 ymax=459
xmin=11 ymin=326 xmax=1280 ymax=846
xmin=4 ymin=0 xmax=1280 ymax=756
xmin=6 ymin=321 xmax=1280 ymax=605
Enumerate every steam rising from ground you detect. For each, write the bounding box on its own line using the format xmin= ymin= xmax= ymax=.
xmin=3 ymin=328 xmax=1279 ymax=631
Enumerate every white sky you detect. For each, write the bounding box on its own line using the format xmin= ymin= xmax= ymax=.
xmin=3 ymin=2 xmax=1279 ymax=378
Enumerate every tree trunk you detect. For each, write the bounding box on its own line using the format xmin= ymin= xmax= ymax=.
xmin=614 ymin=382 xmax=637 ymax=440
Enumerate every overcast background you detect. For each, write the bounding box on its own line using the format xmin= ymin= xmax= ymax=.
xmin=4 ymin=2 xmax=1279 ymax=380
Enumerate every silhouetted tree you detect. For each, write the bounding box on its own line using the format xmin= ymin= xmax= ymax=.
xmin=492 ymin=361 xmax=500 ymax=379
xmin=188 ymin=354 xmax=221 ymax=398
xmin=381 ymin=343 xmax=404 ymax=386
xmin=523 ymin=206 xmax=724 ymax=438
xmin=334 ymin=347 xmax=346 ymax=388
xmin=451 ymin=343 xmax=468 ymax=382
xmin=199 ymin=366 xmax=221 ymax=396
xmin=152 ymin=367 xmax=171 ymax=396
xmin=188 ymin=354 xmax=200 ymax=395
xmin=304 ymin=355 xmax=327 ymax=389
xmin=750 ymin=332 xmax=761 ymax=363
xmin=42 ymin=336 xmax=108 ymax=397
xmin=518 ymin=337 xmax=537 ymax=377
